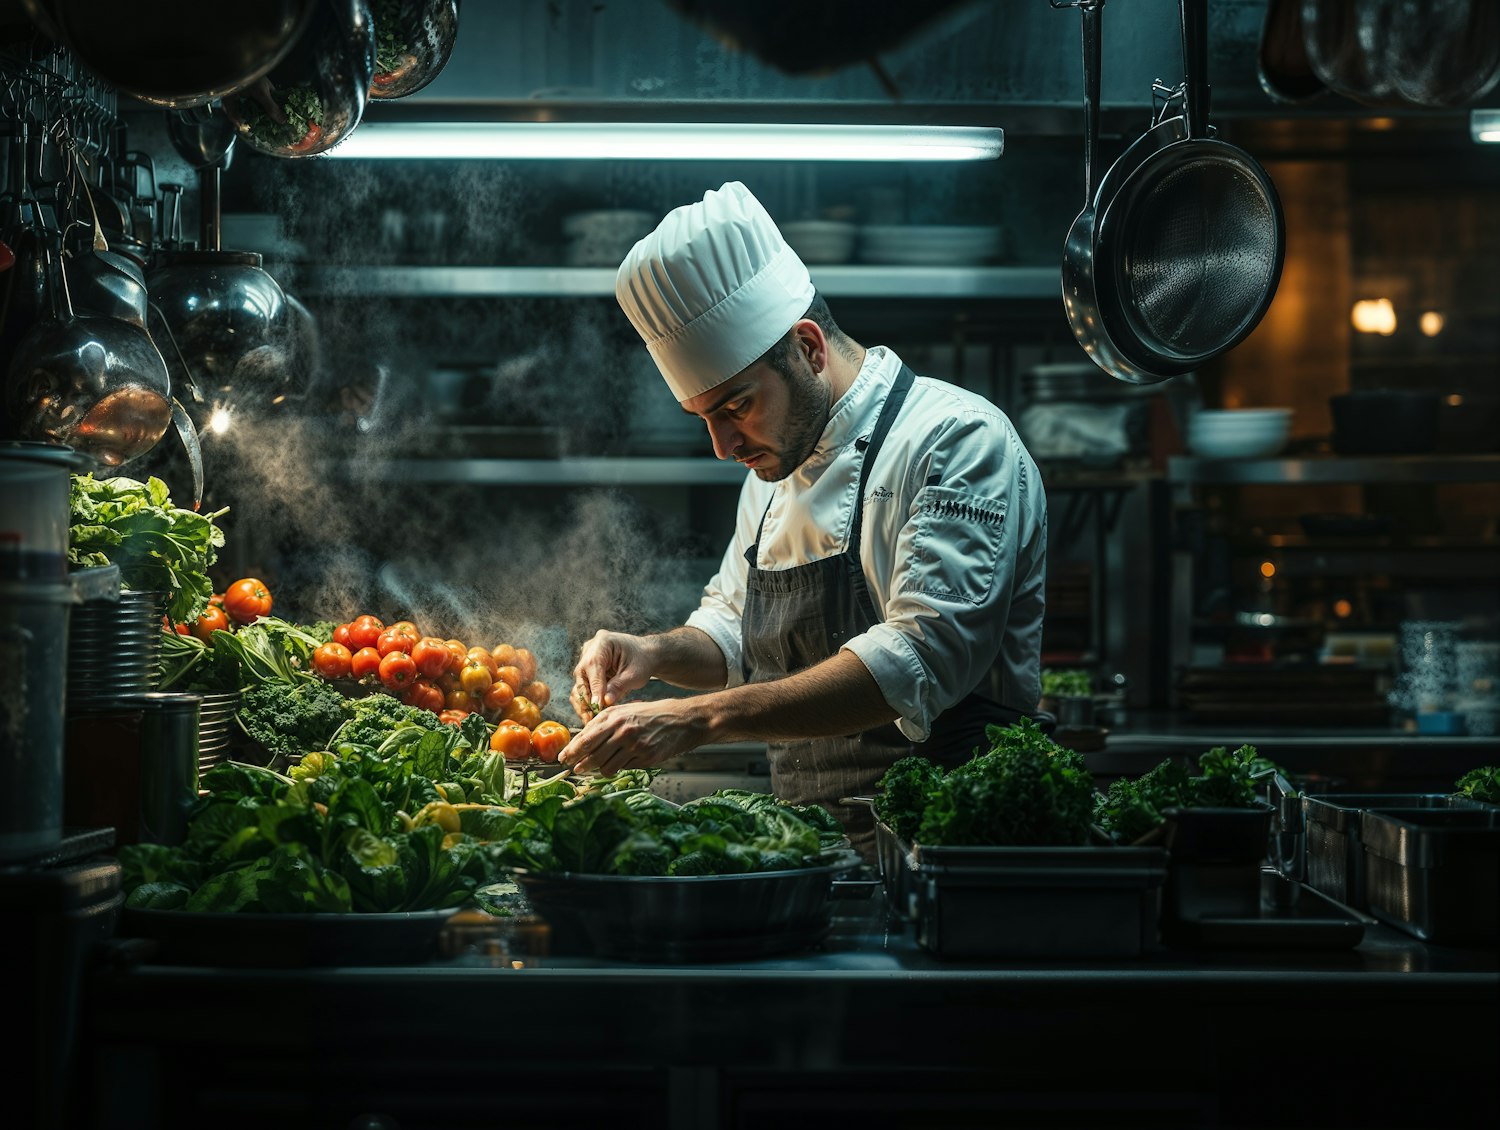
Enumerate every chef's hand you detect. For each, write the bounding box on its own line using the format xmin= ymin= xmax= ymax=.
xmin=569 ymin=629 xmax=655 ymax=724
xmin=559 ymin=697 xmax=709 ymax=776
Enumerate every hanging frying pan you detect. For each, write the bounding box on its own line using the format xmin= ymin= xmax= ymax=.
xmin=1062 ymin=0 xmax=1285 ymax=385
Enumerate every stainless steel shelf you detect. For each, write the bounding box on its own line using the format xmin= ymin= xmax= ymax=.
xmin=357 ymin=457 xmax=747 ymax=485
xmin=1168 ymin=454 xmax=1500 ymax=485
xmin=299 ymin=264 xmax=1059 ymax=299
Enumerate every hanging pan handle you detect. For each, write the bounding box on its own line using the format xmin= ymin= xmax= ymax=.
xmin=1051 ymin=0 xmax=1105 ymax=205
xmin=1181 ymin=0 xmax=1210 ymax=138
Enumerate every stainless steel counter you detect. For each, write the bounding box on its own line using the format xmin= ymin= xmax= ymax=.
xmin=79 ymin=889 xmax=1499 ymax=1130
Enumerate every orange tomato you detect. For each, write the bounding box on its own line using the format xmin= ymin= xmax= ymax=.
xmin=191 ymin=604 xmax=230 ymax=643
xmin=389 ymin=620 xmax=420 ymax=639
xmin=223 ymin=578 xmax=272 ymax=625
xmin=411 ymin=637 xmax=450 ymax=679
xmin=459 ymin=660 xmax=493 ymax=694
xmin=502 ymin=695 xmax=541 ymax=731
xmin=489 ymin=720 xmax=533 ymax=761
xmin=491 ymin=643 xmax=518 ymax=669
xmin=350 ymin=646 xmax=382 ymax=680
xmin=481 ymin=679 xmax=515 ymax=715
xmin=514 ymin=648 xmax=538 ymax=684
xmin=496 ymin=665 xmax=524 ymax=691
xmin=445 ymin=688 xmax=480 ymax=713
xmin=313 ymin=642 xmax=352 ymax=679
xmin=443 ymin=639 xmax=468 ymax=672
xmin=520 ymin=680 xmax=550 ymax=709
xmin=530 ymin=720 xmax=570 ymax=763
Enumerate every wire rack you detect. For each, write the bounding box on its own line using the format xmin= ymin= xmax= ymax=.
xmin=1 ymin=39 xmax=120 ymax=163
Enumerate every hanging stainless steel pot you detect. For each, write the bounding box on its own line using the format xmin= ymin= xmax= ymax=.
xmin=1062 ymin=0 xmax=1285 ymax=385
xmin=22 ymin=0 xmax=317 ymax=110
xmin=1258 ymin=0 xmax=1325 ymax=103
xmin=6 ymin=232 xmax=171 ymax=467
xmin=368 ymin=0 xmax=460 ymax=99
xmin=221 ymin=0 xmax=375 ymax=158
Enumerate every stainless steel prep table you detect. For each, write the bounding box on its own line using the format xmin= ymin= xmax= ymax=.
xmin=77 ymin=889 xmax=1498 ymax=1130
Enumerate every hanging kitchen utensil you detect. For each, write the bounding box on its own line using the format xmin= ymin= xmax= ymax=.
xmin=1301 ymin=0 xmax=1404 ymax=107
xmin=1386 ymin=0 xmax=1500 ymax=108
xmin=1258 ymin=0 xmax=1325 ymax=103
xmin=23 ymin=0 xmax=317 ymax=110
xmin=6 ymin=228 xmax=172 ymax=467
xmin=1061 ymin=0 xmax=1284 ymax=385
xmin=221 ymin=0 xmax=375 ymax=158
xmin=368 ymin=0 xmax=460 ymax=98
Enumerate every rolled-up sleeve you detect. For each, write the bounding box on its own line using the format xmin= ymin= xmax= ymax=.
xmin=684 ymin=473 xmax=765 ymax=687
xmin=843 ymin=410 xmax=1035 ymax=742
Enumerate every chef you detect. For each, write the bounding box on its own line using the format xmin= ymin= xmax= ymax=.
xmin=563 ymin=181 xmax=1048 ymax=858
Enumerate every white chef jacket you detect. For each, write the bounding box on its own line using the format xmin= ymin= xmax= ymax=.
xmin=686 ymin=346 xmax=1048 ymax=742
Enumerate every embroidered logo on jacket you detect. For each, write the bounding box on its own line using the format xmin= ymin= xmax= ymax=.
xmin=867 ymin=486 xmax=894 ymax=503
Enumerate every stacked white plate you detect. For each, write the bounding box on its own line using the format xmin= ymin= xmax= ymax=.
xmin=561 ymin=209 xmax=656 ymax=267
xmin=67 ymin=590 xmax=168 ymax=711
xmin=196 ymin=690 xmax=243 ymax=786
xmin=1186 ymin=408 xmax=1294 ymax=458
xmin=858 ymin=224 xmax=1003 ymax=266
xmin=779 ymin=220 xmax=857 ymax=264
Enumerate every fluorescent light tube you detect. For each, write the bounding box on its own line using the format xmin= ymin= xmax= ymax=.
xmin=325 ymin=121 xmax=1003 ymax=161
xmin=1471 ymin=109 xmax=1500 ymax=143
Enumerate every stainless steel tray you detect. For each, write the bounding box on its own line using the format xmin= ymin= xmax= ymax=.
xmin=1360 ymin=806 xmax=1500 ymax=944
xmin=1167 ymin=871 xmax=1371 ymax=950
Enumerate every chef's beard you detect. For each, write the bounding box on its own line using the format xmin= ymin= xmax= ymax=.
xmin=758 ymin=348 xmax=832 ymax=482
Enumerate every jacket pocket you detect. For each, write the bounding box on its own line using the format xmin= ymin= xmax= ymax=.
xmin=902 ymin=486 xmax=1007 ymax=605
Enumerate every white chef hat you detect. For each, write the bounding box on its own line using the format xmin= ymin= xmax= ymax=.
xmin=615 ymin=181 xmax=815 ymax=402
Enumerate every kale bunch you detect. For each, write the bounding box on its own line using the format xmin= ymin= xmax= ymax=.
xmin=1094 ymin=744 xmax=1278 ymax=843
xmin=875 ymin=719 xmax=1096 ymax=848
xmin=874 ymin=756 xmax=944 ymax=842
xmin=1455 ymin=765 xmax=1500 ymax=805
xmin=237 ymin=680 xmax=351 ymax=764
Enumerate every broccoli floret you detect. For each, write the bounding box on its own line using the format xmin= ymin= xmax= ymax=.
xmin=237 ymin=681 xmax=351 ymax=764
xmin=337 ymin=693 xmax=441 ymax=750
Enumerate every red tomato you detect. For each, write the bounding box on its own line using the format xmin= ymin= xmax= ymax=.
xmin=163 ymin=615 xmax=189 ymax=636
xmin=332 ymin=622 xmax=354 ymax=649
xmin=489 ymin=720 xmax=533 ymax=761
xmin=313 ymin=642 xmax=352 ymax=679
xmin=348 ymin=615 xmax=384 ymax=650
xmin=389 ymin=620 xmax=420 ymax=639
xmin=495 ymin=665 xmax=524 ymax=691
xmin=502 ymin=695 xmax=541 ymax=731
xmin=530 ymin=720 xmax=571 ymax=763
xmin=350 ymin=646 xmax=382 ymax=680
xmin=438 ymin=709 xmax=469 ymax=727
xmin=411 ymin=637 xmax=450 ymax=679
xmin=222 ymin=578 xmax=272 ymax=625
xmin=191 ymin=604 xmax=230 ymax=643
xmin=443 ymin=639 xmax=468 ymax=673
xmin=406 ymin=680 xmax=445 ymax=714
xmin=520 ymin=680 xmax=551 ymax=710
xmin=376 ymin=627 xmax=414 ymax=657
xmin=379 ymin=650 xmax=417 ymax=690
xmin=288 ymin=119 xmax=324 ymax=154
xmin=466 ymin=646 xmax=498 ymax=675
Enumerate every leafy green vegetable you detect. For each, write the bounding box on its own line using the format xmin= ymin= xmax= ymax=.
xmin=1041 ymin=668 xmax=1092 ymax=697
xmin=1455 ymin=765 xmax=1500 ymax=805
xmin=234 ymin=84 xmax=324 ymax=150
xmin=237 ymin=680 xmax=352 ymax=765
xmin=157 ymin=629 xmax=241 ymax=692
xmin=68 ymin=473 xmax=227 ymax=623
xmin=371 ymin=0 xmax=415 ymax=75
xmin=1093 ymin=744 xmax=1279 ymax=843
xmin=873 ymin=757 xmax=944 ymax=842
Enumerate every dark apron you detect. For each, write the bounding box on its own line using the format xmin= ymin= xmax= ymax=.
xmin=740 ymin=363 xmax=1030 ymax=861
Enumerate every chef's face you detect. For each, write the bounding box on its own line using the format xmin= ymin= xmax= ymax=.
xmin=680 ymin=325 xmax=830 ymax=482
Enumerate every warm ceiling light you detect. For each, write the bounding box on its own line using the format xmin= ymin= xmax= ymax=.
xmin=1351 ymin=298 xmax=1396 ymax=335
xmin=325 ymin=122 xmax=1005 ymax=162
xmin=1419 ymin=311 xmax=1445 ymax=336
xmin=1472 ymin=109 xmax=1500 ymax=143
xmin=1259 ymin=561 xmax=1276 ymax=579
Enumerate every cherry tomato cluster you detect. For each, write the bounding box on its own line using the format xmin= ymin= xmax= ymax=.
xmin=165 ymin=577 xmax=275 ymax=642
xmin=312 ymin=615 xmax=568 ymax=761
